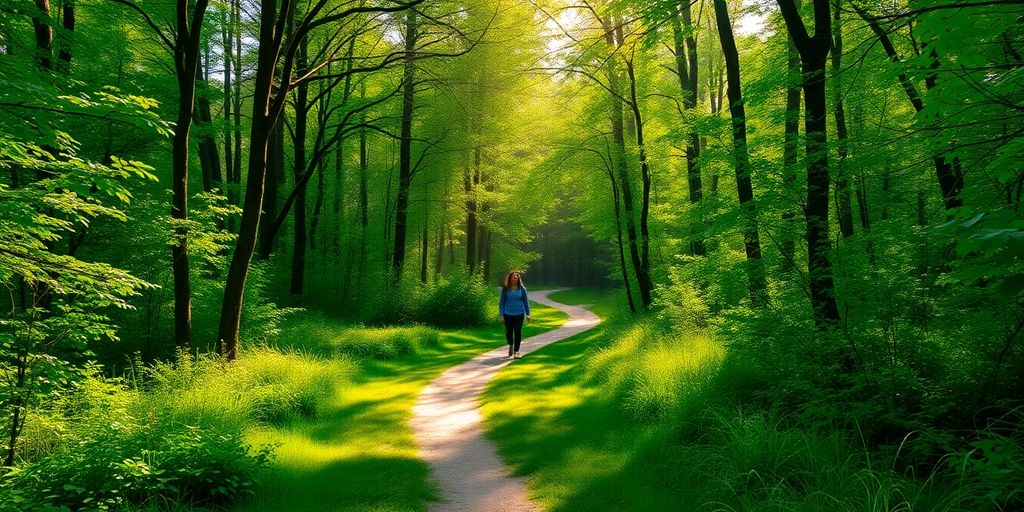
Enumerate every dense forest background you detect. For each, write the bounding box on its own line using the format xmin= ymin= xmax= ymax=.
xmin=1 ymin=0 xmax=1022 ymax=509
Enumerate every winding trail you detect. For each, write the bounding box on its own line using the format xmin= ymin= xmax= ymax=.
xmin=410 ymin=289 xmax=601 ymax=512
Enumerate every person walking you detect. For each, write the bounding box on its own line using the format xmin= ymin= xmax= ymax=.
xmin=499 ymin=271 xmax=531 ymax=359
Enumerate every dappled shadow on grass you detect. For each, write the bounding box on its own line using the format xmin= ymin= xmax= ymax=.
xmin=482 ymin=306 xmax=701 ymax=512
xmin=231 ymin=300 xmax=567 ymax=512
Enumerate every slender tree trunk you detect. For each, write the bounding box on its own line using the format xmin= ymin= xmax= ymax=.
xmin=310 ymin=158 xmax=325 ymax=251
xmin=197 ymin=53 xmax=222 ymax=193
xmin=672 ymin=2 xmax=704 ymax=256
xmin=218 ymin=0 xmax=289 ymax=360
xmin=420 ymin=213 xmax=429 ymax=284
xmin=258 ymin=118 xmax=284 ymax=259
xmin=231 ymin=0 xmax=243 ymax=214
xmin=781 ymin=3 xmax=801 ymax=273
xmin=3 ymin=349 xmax=27 ymax=467
xmin=434 ymin=221 xmax=445 ymax=278
xmin=391 ymin=9 xmax=417 ymax=274
xmin=777 ymin=0 xmax=841 ymax=329
xmin=290 ymin=37 xmax=309 ymax=295
xmin=855 ymin=6 xmax=963 ymax=211
xmin=221 ymin=4 xmax=233 ymax=198
xmin=714 ymin=0 xmax=768 ymax=307
xmin=602 ymin=16 xmax=649 ymax=310
xmin=624 ymin=57 xmax=654 ymax=309
xmin=832 ymin=1 xmax=854 ymax=239
xmin=57 ymin=0 xmax=73 ymax=71
xmin=465 ymin=160 xmax=477 ymax=271
xmin=170 ymin=0 xmax=210 ymax=351
xmin=608 ymin=168 xmax=637 ymax=313
xmin=32 ymin=0 xmax=53 ymax=70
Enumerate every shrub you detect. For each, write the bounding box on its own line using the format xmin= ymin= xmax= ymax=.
xmin=586 ymin=319 xmax=724 ymax=424
xmin=417 ymin=270 xmax=491 ymax=327
xmin=330 ymin=325 xmax=439 ymax=360
xmin=1 ymin=375 xmax=273 ymax=511
xmin=146 ymin=348 xmax=352 ymax=427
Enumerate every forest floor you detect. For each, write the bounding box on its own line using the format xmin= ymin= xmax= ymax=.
xmin=410 ymin=290 xmax=601 ymax=511
xmin=230 ymin=295 xmax=569 ymax=512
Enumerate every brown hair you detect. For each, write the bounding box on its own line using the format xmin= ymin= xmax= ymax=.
xmin=502 ymin=271 xmax=524 ymax=290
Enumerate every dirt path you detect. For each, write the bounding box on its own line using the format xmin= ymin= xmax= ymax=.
xmin=410 ymin=289 xmax=601 ymax=512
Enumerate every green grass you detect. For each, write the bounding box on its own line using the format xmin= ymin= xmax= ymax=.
xmin=480 ymin=289 xmax=971 ymax=512
xmin=480 ymin=288 xmax=687 ymax=511
xmin=232 ymin=301 xmax=567 ymax=512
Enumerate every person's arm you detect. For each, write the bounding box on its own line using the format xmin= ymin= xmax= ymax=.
xmin=522 ymin=287 xmax=531 ymax=320
xmin=498 ymin=287 xmax=506 ymax=317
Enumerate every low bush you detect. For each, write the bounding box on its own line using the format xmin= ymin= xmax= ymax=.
xmin=586 ymin=319 xmax=724 ymax=424
xmin=360 ymin=269 xmax=492 ymax=328
xmin=416 ymin=270 xmax=491 ymax=327
xmin=3 ymin=348 xmax=352 ymax=511
xmin=145 ymin=348 xmax=352 ymax=427
xmin=331 ymin=325 xmax=440 ymax=360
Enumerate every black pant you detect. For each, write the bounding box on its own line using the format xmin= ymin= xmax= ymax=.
xmin=504 ymin=314 xmax=525 ymax=351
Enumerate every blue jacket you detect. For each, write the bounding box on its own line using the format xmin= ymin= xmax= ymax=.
xmin=499 ymin=286 xmax=530 ymax=317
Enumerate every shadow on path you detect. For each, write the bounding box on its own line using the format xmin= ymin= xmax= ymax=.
xmin=410 ymin=289 xmax=601 ymax=512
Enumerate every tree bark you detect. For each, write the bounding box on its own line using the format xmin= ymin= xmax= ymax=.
xmin=221 ymin=3 xmax=233 ymax=199
xmin=392 ymin=9 xmax=417 ymax=274
xmin=608 ymin=165 xmax=637 ymax=314
xmin=258 ymin=118 xmax=284 ymax=259
xmin=624 ymin=56 xmax=654 ymax=309
xmin=218 ymin=0 xmax=290 ymax=360
xmin=465 ymin=157 xmax=478 ymax=272
xmin=170 ymin=0 xmax=210 ymax=351
xmin=230 ymin=0 xmax=243 ymax=215
xmin=32 ymin=0 xmax=53 ymax=70
xmin=672 ymin=2 xmax=704 ymax=256
xmin=781 ymin=0 xmax=801 ymax=273
xmin=714 ymin=0 xmax=768 ymax=307
xmin=777 ymin=0 xmax=841 ymax=329
xmin=290 ymin=36 xmax=309 ymax=295
xmin=197 ymin=52 xmax=222 ymax=193
xmin=832 ymin=1 xmax=854 ymax=240
xmin=57 ymin=0 xmax=73 ymax=71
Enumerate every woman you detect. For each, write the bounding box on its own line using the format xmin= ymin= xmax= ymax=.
xmin=499 ymin=271 xmax=531 ymax=359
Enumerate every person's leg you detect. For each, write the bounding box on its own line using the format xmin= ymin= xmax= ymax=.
xmin=512 ymin=315 xmax=525 ymax=354
xmin=504 ymin=316 xmax=515 ymax=356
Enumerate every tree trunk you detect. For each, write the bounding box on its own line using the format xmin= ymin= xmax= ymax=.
xmin=218 ymin=0 xmax=287 ymax=360
xmin=781 ymin=2 xmax=801 ymax=274
xmin=309 ymin=156 xmax=326 ymax=251
xmin=832 ymin=1 xmax=854 ymax=240
xmin=230 ymin=0 xmax=243 ymax=215
xmin=57 ymin=0 xmax=73 ymax=71
xmin=290 ymin=37 xmax=309 ymax=296
xmin=855 ymin=6 xmax=963 ymax=211
xmin=170 ymin=0 xmax=210 ymax=351
xmin=777 ymin=0 xmax=841 ymax=329
xmin=258 ymin=118 xmax=284 ymax=259
xmin=624 ymin=57 xmax=655 ymax=309
xmin=465 ymin=159 xmax=477 ymax=271
xmin=608 ymin=168 xmax=637 ymax=314
xmin=391 ymin=9 xmax=417 ymax=274
xmin=32 ymin=0 xmax=53 ymax=70
xmin=420 ymin=214 xmax=429 ymax=284
xmin=672 ymin=2 xmax=704 ymax=256
xmin=197 ymin=53 xmax=222 ymax=193
xmin=601 ymin=14 xmax=651 ymax=309
xmin=221 ymin=4 xmax=233 ymax=200
xmin=714 ymin=0 xmax=768 ymax=307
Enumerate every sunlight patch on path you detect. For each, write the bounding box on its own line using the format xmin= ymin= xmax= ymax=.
xmin=410 ymin=290 xmax=601 ymax=512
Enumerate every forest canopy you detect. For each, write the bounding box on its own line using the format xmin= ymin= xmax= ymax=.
xmin=1 ymin=0 xmax=1022 ymax=509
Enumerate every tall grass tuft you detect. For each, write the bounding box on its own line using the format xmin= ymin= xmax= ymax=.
xmin=4 ymin=349 xmax=352 ymax=511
